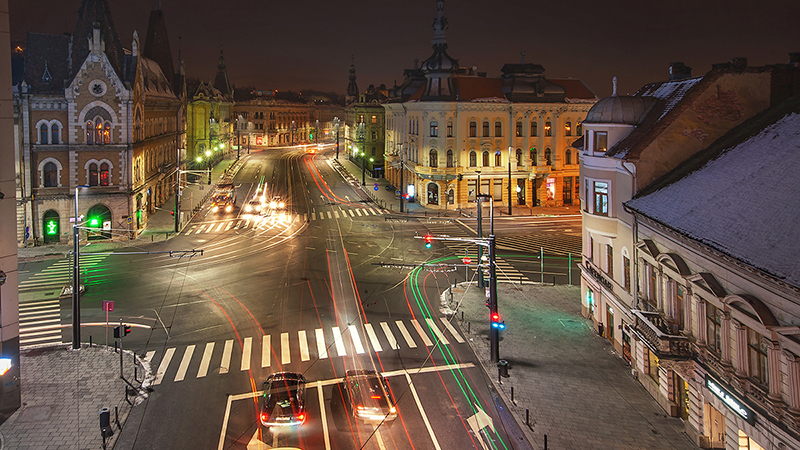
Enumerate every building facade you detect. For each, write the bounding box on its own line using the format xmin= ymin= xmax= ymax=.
xmin=579 ymin=57 xmax=800 ymax=449
xmin=13 ymin=0 xmax=182 ymax=244
xmin=344 ymin=64 xmax=387 ymax=179
xmin=383 ymin=0 xmax=596 ymax=209
xmin=232 ymin=90 xmax=314 ymax=148
xmin=186 ymin=52 xmax=233 ymax=169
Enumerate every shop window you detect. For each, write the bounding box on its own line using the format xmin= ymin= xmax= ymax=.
xmin=469 ymin=121 xmax=477 ymax=137
xmin=593 ymin=181 xmax=608 ymax=216
xmin=706 ymin=302 xmax=722 ymax=356
xmin=747 ymin=327 xmax=769 ymax=388
xmin=482 ymin=121 xmax=490 ymax=137
xmin=469 ymin=151 xmax=477 ymax=167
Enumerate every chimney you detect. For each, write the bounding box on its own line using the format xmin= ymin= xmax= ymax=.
xmin=731 ymin=57 xmax=748 ymax=70
xmin=789 ymin=52 xmax=800 ymax=68
xmin=668 ymin=62 xmax=692 ymax=80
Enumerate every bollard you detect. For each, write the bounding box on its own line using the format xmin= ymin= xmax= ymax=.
xmin=544 ymin=434 xmax=548 ymax=450
xmin=468 ymin=322 xmax=470 ymax=333
xmin=526 ymin=408 xmax=529 ymax=426
xmin=115 ymin=405 xmax=120 ymax=429
xmin=114 ymin=341 xmax=118 ymax=353
xmin=498 ymin=360 xmax=509 ymax=378
xmin=99 ymin=407 xmax=113 ymax=440
xmin=134 ymin=366 xmax=138 ymax=383
xmin=511 ymin=386 xmax=515 ymax=403
xmin=553 ymin=276 xmax=556 ymax=286
xmin=461 ymin=311 xmax=464 ymax=321
xmin=89 ymin=335 xmax=93 ymax=347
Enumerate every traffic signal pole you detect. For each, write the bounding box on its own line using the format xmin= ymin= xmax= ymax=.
xmin=489 ymin=233 xmax=499 ymax=362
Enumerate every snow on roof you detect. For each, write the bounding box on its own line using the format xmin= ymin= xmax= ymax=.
xmin=626 ymin=111 xmax=800 ymax=287
xmin=636 ymin=76 xmax=703 ymax=121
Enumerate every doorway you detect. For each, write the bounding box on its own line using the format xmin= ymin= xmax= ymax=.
xmin=704 ymin=403 xmax=726 ymax=449
xmin=606 ymin=305 xmax=615 ymax=342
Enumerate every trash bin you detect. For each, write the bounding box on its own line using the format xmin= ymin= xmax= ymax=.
xmin=498 ymin=360 xmax=509 ymax=378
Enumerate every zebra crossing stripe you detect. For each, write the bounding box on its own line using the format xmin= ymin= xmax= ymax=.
xmin=327 ymin=211 xmax=332 ymax=219
xmin=355 ymin=209 xmax=363 ymax=217
xmin=348 ymin=209 xmax=355 ymax=217
xmin=262 ymin=335 xmax=270 ymax=368
xmin=315 ymin=328 xmax=328 ymax=359
xmin=439 ymin=317 xmax=465 ymax=343
xmin=241 ymin=337 xmax=252 ymax=371
xmin=154 ymin=348 xmax=175 ymax=385
xmin=281 ymin=332 xmax=290 ymax=365
xmin=225 ymin=221 xmax=234 ymax=231
xmin=364 ymin=323 xmax=382 ymax=352
xmin=175 ymin=345 xmax=195 ymax=382
xmin=312 ymin=212 xmax=317 ymax=221
xmin=198 ymin=342 xmax=214 ymax=378
xmin=144 ymin=351 xmax=155 ymax=365
xmin=426 ymin=318 xmax=450 ymax=345
xmin=220 ymin=340 xmax=233 ymax=374
xmin=332 ymin=326 xmax=347 ymax=356
xmin=395 ymin=321 xmax=416 ymax=348
xmin=333 ymin=210 xmax=340 ymax=219
xmin=411 ymin=319 xmax=434 ymax=347
xmin=298 ymin=330 xmax=310 ymax=361
xmin=348 ymin=325 xmax=365 ymax=354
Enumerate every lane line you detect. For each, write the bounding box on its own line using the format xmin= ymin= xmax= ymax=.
xmin=404 ymin=372 xmax=442 ymax=450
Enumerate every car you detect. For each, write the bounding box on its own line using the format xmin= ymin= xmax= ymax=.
xmin=343 ymin=369 xmax=397 ymax=424
xmin=259 ymin=372 xmax=307 ymax=428
xmin=244 ymin=199 xmax=263 ymax=214
xmin=269 ymin=196 xmax=286 ymax=210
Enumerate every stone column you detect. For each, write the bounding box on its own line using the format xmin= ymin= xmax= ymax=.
xmin=768 ymin=340 xmax=783 ymax=403
xmin=656 ymin=267 xmax=664 ymax=311
xmin=721 ymin=310 xmax=732 ymax=370
xmin=684 ymin=285 xmax=693 ymax=336
xmin=696 ymin=299 xmax=707 ymax=348
xmin=734 ymin=321 xmax=749 ymax=379
xmin=782 ymin=350 xmax=800 ymax=415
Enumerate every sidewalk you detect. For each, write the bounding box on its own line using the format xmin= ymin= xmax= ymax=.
xmin=445 ymin=281 xmax=699 ymax=450
xmin=17 ymin=153 xmax=243 ymax=261
xmin=0 ymin=344 xmax=149 ymax=450
xmin=329 ymin=154 xmax=580 ymax=218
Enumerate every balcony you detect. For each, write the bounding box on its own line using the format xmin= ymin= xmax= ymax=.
xmin=631 ymin=310 xmax=693 ymax=359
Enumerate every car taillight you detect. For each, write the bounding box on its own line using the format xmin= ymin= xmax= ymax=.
xmin=297 ymin=413 xmax=305 ymax=422
xmin=260 ymin=412 xmax=268 ymax=422
xmin=356 ymin=405 xmax=366 ymax=412
xmin=370 ymin=395 xmax=381 ymax=399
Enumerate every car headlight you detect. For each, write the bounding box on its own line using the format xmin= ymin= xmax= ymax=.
xmin=270 ymin=202 xmax=277 ymax=209
xmin=279 ymin=202 xmax=285 ymax=208
xmin=225 ymin=205 xmax=232 ymax=212
xmin=212 ymin=206 xmax=219 ymax=212
xmin=245 ymin=205 xmax=252 ymax=212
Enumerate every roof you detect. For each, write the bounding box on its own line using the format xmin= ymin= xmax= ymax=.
xmin=549 ymin=78 xmax=598 ymax=101
xmin=584 ymin=95 xmax=658 ymax=124
xmin=70 ymin=0 xmax=126 ymax=85
xmin=22 ymin=32 xmax=70 ymax=94
xmin=139 ymin=56 xmax=177 ymax=100
xmin=625 ymin=95 xmax=800 ymax=288
xmin=142 ymin=7 xmax=174 ymax=90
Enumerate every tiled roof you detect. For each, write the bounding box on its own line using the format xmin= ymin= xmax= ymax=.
xmin=550 ymin=78 xmax=598 ymax=101
xmin=140 ymin=56 xmax=177 ymax=100
xmin=23 ymin=32 xmax=70 ymax=94
xmin=454 ymin=77 xmax=506 ymax=101
xmin=70 ymin=0 xmax=126 ymax=84
xmin=625 ymin=95 xmax=800 ymax=288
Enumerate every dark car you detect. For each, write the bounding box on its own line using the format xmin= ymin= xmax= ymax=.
xmin=259 ymin=372 xmax=307 ymax=427
xmin=343 ymin=369 xmax=397 ymax=424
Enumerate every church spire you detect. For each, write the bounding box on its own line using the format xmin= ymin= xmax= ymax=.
xmin=419 ymin=0 xmax=458 ymax=101
xmin=346 ymin=59 xmax=359 ymax=105
xmin=213 ymin=49 xmax=232 ymax=100
xmin=70 ymin=0 xmax=125 ymax=82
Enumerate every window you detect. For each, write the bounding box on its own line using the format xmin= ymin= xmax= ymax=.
xmin=565 ymin=149 xmax=572 ymax=165
xmin=371 ymin=131 xmax=377 ymax=141
xmin=564 ymin=121 xmax=572 ymax=136
xmin=429 ymin=149 xmax=438 ymax=168
xmin=482 ymin=121 xmax=490 ymax=137
xmin=648 ymin=348 xmax=660 ymax=382
xmin=530 ymin=149 xmax=537 ymax=166
xmin=516 ymin=148 xmax=522 ymax=165
xmin=494 ymin=121 xmax=502 ymax=137
xmin=359 ymin=114 xmax=365 ymax=123
xmin=706 ymin=303 xmax=722 ymax=355
xmin=51 ymin=123 xmax=60 ymax=144
xmin=469 ymin=121 xmax=477 ymax=137
xmin=95 ymin=119 xmax=103 ymax=143
xmin=43 ymin=162 xmax=57 ymax=187
xmin=623 ymin=255 xmax=631 ymax=291
xmin=516 ymin=121 xmax=523 ymax=137
xmin=674 ymin=283 xmax=685 ymax=330
xmin=89 ymin=163 xmax=99 ymax=186
xmin=446 ymin=121 xmax=453 ymax=137
xmin=371 ymin=147 xmax=376 ymax=156
xmin=544 ymin=121 xmax=552 ymax=137
xmin=40 ymin=123 xmax=49 ymax=144
xmin=748 ymin=328 xmax=769 ymax=388
xmin=544 ymin=148 xmax=552 ymax=165
xmin=86 ymin=121 xmax=93 ymax=144
xmin=446 ymin=149 xmax=454 ymax=168
xmin=371 ymin=115 xmax=377 ymax=124
xmin=430 ymin=121 xmax=438 ymax=137
xmin=482 ymin=151 xmax=490 ymax=166
xmin=593 ymin=181 xmax=608 ymax=216
xmin=606 ymin=244 xmax=613 ymax=277
xmin=577 ymin=122 xmax=583 ymax=136
xmin=494 ymin=151 xmax=502 ymax=166
xmin=531 ymin=121 xmax=537 ymax=137
xmin=469 ymin=151 xmax=476 ymax=167
xmin=594 ymin=131 xmax=608 ymax=153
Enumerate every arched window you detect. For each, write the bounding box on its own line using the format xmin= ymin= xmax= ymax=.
xmin=576 ymin=122 xmax=583 ymax=136
xmin=530 ymin=148 xmax=537 ymax=166
xmin=482 ymin=121 xmax=490 ymax=137
xmin=469 ymin=121 xmax=477 ymax=137
xmin=565 ymin=149 xmax=572 ymax=165
xmin=89 ymin=163 xmax=99 ymax=186
xmin=429 ymin=149 xmax=438 ymax=168
xmin=482 ymin=151 xmax=490 ymax=166
xmin=86 ymin=121 xmax=94 ymax=144
xmin=100 ymin=162 xmax=110 ymax=186
xmin=494 ymin=121 xmax=502 ymax=137
xmin=51 ymin=123 xmax=59 ymax=144
xmin=531 ymin=121 xmax=538 ymax=137
xmin=43 ymin=162 xmax=57 ymax=187
xmin=545 ymin=121 xmax=552 ymax=137
xmin=469 ymin=151 xmax=477 ymax=167
xmin=516 ymin=148 xmax=523 ymax=165
xmin=40 ymin=123 xmax=49 ymax=144
xmin=446 ymin=121 xmax=453 ymax=137
xmin=95 ymin=119 xmax=103 ymax=144
xmin=494 ymin=150 xmax=502 ymax=166
xmin=430 ymin=121 xmax=438 ymax=137
xmin=545 ymin=148 xmax=552 ymax=165
xmin=565 ymin=121 xmax=572 ymax=136
xmin=446 ymin=149 xmax=454 ymax=168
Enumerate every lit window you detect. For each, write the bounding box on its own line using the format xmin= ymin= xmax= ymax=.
xmin=564 ymin=121 xmax=572 ymax=136
xmin=430 ymin=121 xmax=439 ymax=137
xmin=86 ymin=121 xmax=94 ymax=144
xmin=544 ymin=121 xmax=552 ymax=137
xmin=103 ymin=122 xmax=111 ymax=143
xmin=371 ymin=115 xmax=377 ymax=124
xmin=593 ymin=181 xmax=608 ymax=216
xmin=594 ymin=131 xmax=608 ymax=153
xmin=516 ymin=121 xmax=523 ymax=137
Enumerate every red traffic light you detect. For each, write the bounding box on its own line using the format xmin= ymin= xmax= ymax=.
xmin=491 ymin=313 xmax=500 ymax=322
xmin=424 ymin=235 xmax=433 ymax=249
xmin=491 ymin=313 xmax=506 ymax=329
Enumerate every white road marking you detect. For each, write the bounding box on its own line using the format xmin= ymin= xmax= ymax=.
xmin=153 ymin=348 xmax=175 ymax=385
xmin=262 ymin=335 xmax=270 ymax=368
xmin=356 ymin=209 xmax=363 ymax=216
xmin=299 ymin=330 xmax=310 ymax=361
xmin=440 ymin=317 xmax=465 ymax=343
xmin=220 ymin=339 xmax=233 ymax=374
xmin=426 ymin=318 xmax=450 ymax=345
xmin=332 ymin=326 xmax=347 ymax=356
xmin=241 ymin=337 xmax=252 ymax=371
xmin=411 ymin=319 xmax=434 ymax=347
xmin=404 ymin=372 xmax=442 ymax=450
xmin=333 ymin=210 xmax=340 ymax=219
xmin=364 ymin=323 xmax=382 ymax=352
xmin=348 ymin=209 xmax=355 ymax=217
xmin=197 ymin=342 xmax=214 ymax=378
xmin=395 ymin=320 xmax=416 ymax=348
xmin=315 ymin=328 xmax=328 ymax=359
xmin=281 ymin=332 xmax=291 ymax=365
xmin=174 ymin=345 xmax=195 ymax=382
xmin=348 ymin=325 xmax=365 ymax=354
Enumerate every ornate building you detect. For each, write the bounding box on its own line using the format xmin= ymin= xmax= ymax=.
xmin=232 ymin=89 xmax=314 ymax=148
xmin=383 ymin=0 xmax=596 ymax=209
xmin=579 ymin=57 xmax=800 ymax=449
xmin=14 ymin=0 xmax=183 ymax=244
xmin=186 ymin=52 xmax=233 ymax=168
xmin=344 ymin=63 xmax=387 ymax=179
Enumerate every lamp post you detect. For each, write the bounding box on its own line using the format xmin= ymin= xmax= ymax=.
xmin=508 ymin=146 xmax=513 ymax=216
xmin=291 ymin=120 xmax=295 ymax=146
xmin=333 ymin=117 xmax=340 ymax=159
xmin=205 ymin=149 xmax=212 ymax=184
xmin=315 ymin=119 xmax=319 ymax=145
xmin=399 ymin=143 xmax=405 ymax=213
xmin=359 ymin=123 xmax=366 ymax=185
xmin=72 ymin=185 xmax=89 ymax=349
xmin=476 ymin=170 xmax=484 ymax=288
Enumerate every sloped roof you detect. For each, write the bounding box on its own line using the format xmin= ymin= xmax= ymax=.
xmin=625 ymin=96 xmax=800 ymax=288
xmin=549 ymin=78 xmax=598 ymax=101
xmin=70 ymin=0 xmax=126 ymax=84
xmin=139 ymin=56 xmax=177 ymax=100
xmin=455 ymin=76 xmax=506 ymax=101
xmin=143 ymin=7 xmax=174 ymax=90
xmin=23 ymin=32 xmax=70 ymax=94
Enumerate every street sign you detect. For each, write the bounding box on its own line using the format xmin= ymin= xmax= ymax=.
xmin=126 ymin=217 xmax=133 ymax=224
xmin=374 ymin=186 xmax=379 ymax=191
xmin=463 ymin=257 xmax=472 ymax=265
xmin=102 ymin=301 xmax=114 ymax=312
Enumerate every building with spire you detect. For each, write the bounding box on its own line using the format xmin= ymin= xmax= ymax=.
xmin=343 ymin=63 xmax=388 ymax=179
xmin=384 ymin=0 xmax=597 ymax=209
xmin=13 ymin=0 xmax=182 ymax=245
xmin=186 ymin=51 xmax=234 ymax=167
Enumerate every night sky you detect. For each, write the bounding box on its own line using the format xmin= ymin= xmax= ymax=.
xmin=10 ymin=0 xmax=799 ymax=98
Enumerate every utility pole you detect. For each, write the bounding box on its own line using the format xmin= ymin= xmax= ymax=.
xmin=508 ymin=146 xmax=513 ymax=216
xmin=477 ymin=173 xmax=484 ymax=288
xmin=399 ymin=144 xmax=405 ymax=213
xmin=489 ymin=233 xmax=499 ymax=362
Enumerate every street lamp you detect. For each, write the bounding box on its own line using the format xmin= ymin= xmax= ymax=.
xmin=205 ymin=150 xmax=212 ymax=184
xmin=291 ymin=120 xmax=295 ymax=146
xmin=72 ymin=184 xmax=90 ymax=349
xmin=475 ymin=170 xmax=484 ymax=288
xmin=359 ymin=123 xmax=366 ymax=185
xmin=399 ymin=143 xmax=405 ymax=213
xmin=333 ymin=117 xmax=340 ymax=159
xmin=315 ymin=119 xmax=319 ymax=145
xmin=476 ymin=193 xmax=499 ymax=362
xmin=508 ymin=146 xmax=513 ymax=216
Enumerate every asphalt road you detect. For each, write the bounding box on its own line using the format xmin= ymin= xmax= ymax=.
xmin=17 ymin=146 xmax=581 ymax=449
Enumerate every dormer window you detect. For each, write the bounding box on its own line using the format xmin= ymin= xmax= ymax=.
xmin=594 ymin=131 xmax=608 ymax=153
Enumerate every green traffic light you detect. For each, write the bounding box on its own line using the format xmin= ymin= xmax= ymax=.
xmin=425 ymin=242 xmax=432 ymax=249
xmin=45 ymin=220 xmax=58 ymax=235
xmin=89 ymin=217 xmax=99 ymax=227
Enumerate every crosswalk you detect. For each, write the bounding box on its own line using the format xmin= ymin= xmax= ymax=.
xmin=184 ymin=206 xmax=387 ymax=235
xmin=497 ymin=233 xmax=582 ymax=256
xmin=18 ymin=254 xmax=108 ymax=293
xmin=144 ymin=317 xmax=464 ymax=386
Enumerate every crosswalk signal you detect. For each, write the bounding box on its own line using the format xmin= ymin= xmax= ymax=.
xmin=113 ymin=325 xmax=121 ymax=339
xmin=491 ymin=313 xmax=506 ymax=330
xmin=113 ymin=324 xmax=132 ymax=338
xmin=124 ymin=324 xmax=131 ymax=336
xmin=424 ymin=235 xmax=433 ymax=249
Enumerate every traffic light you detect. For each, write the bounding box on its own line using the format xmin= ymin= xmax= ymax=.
xmin=424 ymin=235 xmax=433 ymax=249
xmin=124 ymin=324 xmax=131 ymax=336
xmin=491 ymin=313 xmax=506 ymax=330
xmin=113 ymin=326 xmax=121 ymax=338
xmin=113 ymin=324 xmax=132 ymax=338
xmin=88 ymin=216 xmax=100 ymax=227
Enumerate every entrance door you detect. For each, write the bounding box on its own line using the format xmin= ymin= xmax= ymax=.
xmin=606 ymin=306 xmax=614 ymax=342
xmin=674 ymin=372 xmax=689 ymax=420
xmin=705 ymin=403 xmax=726 ymax=449
xmin=42 ymin=210 xmax=60 ymax=244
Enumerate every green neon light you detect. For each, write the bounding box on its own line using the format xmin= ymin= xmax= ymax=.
xmin=45 ymin=220 xmax=58 ymax=235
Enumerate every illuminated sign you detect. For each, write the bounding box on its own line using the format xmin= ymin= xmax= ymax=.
xmin=705 ymin=375 xmax=755 ymax=425
xmin=45 ymin=219 xmax=58 ymax=235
